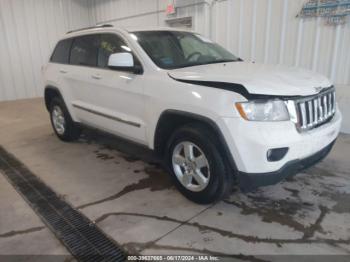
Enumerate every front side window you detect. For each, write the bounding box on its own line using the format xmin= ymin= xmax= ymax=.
xmin=50 ymin=39 xmax=73 ymax=64
xmin=97 ymin=33 xmax=142 ymax=70
xmin=133 ymin=31 xmax=239 ymax=69
xmin=97 ymin=34 xmax=131 ymax=68
xmin=70 ymin=35 xmax=99 ymax=67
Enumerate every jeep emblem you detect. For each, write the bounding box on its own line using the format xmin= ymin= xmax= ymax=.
xmin=315 ymin=87 xmax=323 ymax=93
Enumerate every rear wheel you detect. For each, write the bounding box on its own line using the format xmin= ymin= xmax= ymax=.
xmin=166 ymin=123 xmax=234 ymax=204
xmin=50 ymin=97 xmax=81 ymax=141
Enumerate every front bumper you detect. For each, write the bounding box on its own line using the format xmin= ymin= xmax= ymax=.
xmin=220 ymin=108 xmax=342 ymax=173
xmin=218 ymin=107 xmax=342 ymax=191
xmin=237 ymin=139 xmax=336 ymax=191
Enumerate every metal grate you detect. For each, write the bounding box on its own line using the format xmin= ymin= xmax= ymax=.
xmin=0 ymin=146 xmax=126 ymax=262
xmin=294 ymin=87 xmax=336 ymax=132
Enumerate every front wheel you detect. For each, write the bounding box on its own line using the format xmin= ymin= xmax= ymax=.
xmin=166 ymin=123 xmax=234 ymax=204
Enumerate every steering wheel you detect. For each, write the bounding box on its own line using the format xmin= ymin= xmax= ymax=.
xmin=186 ymin=52 xmax=202 ymax=62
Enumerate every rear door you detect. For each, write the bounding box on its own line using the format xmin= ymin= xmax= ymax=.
xmin=67 ymin=34 xmax=101 ymax=123
xmin=46 ymin=38 xmax=75 ymax=114
xmin=67 ymin=33 xmax=147 ymax=144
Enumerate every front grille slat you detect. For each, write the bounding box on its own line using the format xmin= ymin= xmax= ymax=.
xmin=294 ymin=88 xmax=335 ymax=132
xmin=300 ymin=102 xmax=307 ymax=129
xmin=328 ymin=93 xmax=332 ymax=117
xmin=313 ymin=99 xmax=318 ymax=125
xmin=308 ymin=100 xmax=313 ymax=127
xmin=323 ymin=95 xmax=328 ymax=118
xmin=318 ymin=97 xmax=324 ymax=121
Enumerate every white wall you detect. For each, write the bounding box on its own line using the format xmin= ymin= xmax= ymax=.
xmin=0 ymin=0 xmax=92 ymax=101
xmin=88 ymin=0 xmax=350 ymax=133
xmin=88 ymin=0 xmax=161 ymax=27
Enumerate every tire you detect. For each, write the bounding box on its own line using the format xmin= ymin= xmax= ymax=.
xmin=165 ymin=123 xmax=234 ymax=204
xmin=49 ymin=97 xmax=81 ymax=142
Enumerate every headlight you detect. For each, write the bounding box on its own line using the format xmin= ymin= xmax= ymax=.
xmin=235 ymin=100 xmax=290 ymax=121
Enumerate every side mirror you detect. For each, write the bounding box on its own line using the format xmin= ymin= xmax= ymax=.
xmin=108 ymin=52 xmax=134 ymax=68
xmin=108 ymin=52 xmax=143 ymax=74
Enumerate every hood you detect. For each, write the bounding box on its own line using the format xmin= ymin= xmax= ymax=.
xmin=168 ymin=62 xmax=332 ymax=97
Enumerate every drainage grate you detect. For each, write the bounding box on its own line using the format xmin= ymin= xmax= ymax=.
xmin=0 ymin=146 xmax=126 ymax=262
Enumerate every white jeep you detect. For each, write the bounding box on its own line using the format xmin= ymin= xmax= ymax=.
xmin=43 ymin=25 xmax=342 ymax=203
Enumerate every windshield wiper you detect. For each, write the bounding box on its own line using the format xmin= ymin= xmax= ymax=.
xmin=172 ymin=59 xmax=239 ymax=69
xmin=202 ymin=59 xmax=240 ymax=65
xmin=166 ymin=58 xmax=243 ymax=69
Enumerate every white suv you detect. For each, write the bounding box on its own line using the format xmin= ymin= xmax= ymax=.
xmin=43 ymin=25 xmax=342 ymax=203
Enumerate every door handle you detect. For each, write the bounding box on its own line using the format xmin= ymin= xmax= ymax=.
xmin=91 ymin=74 xmax=102 ymax=80
xmin=59 ymin=69 xmax=68 ymax=74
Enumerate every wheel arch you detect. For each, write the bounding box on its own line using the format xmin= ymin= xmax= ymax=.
xmin=154 ymin=109 xmax=238 ymax=172
xmin=44 ymin=86 xmax=64 ymax=111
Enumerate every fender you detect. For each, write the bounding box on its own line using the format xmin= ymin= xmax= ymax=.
xmin=154 ymin=109 xmax=238 ymax=173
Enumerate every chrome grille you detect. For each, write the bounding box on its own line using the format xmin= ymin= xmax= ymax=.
xmin=294 ymin=88 xmax=336 ymax=132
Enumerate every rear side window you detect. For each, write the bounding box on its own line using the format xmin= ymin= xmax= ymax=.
xmin=50 ymin=39 xmax=72 ymax=64
xmin=70 ymin=35 xmax=99 ymax=67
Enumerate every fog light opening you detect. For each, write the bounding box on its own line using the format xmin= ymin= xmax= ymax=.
xmin=267 ymin=147 xmax=289 ymax=162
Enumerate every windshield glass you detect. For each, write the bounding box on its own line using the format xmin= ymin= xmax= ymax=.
xmin=132 ymin=31 xmax=240 ymax=69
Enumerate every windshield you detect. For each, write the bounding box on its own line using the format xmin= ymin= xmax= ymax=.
xmin=132 ymin=31 xmax=240 ymax=69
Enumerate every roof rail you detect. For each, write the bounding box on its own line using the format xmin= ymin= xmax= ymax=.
xmin=66 ymin=24 xmax=113 ymax=34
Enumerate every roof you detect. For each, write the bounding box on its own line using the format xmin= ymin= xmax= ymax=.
xmin=65 ymin=24 xmax=192 ymax=36
xmin=122 ymin=26 xmax=193 ymax=33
